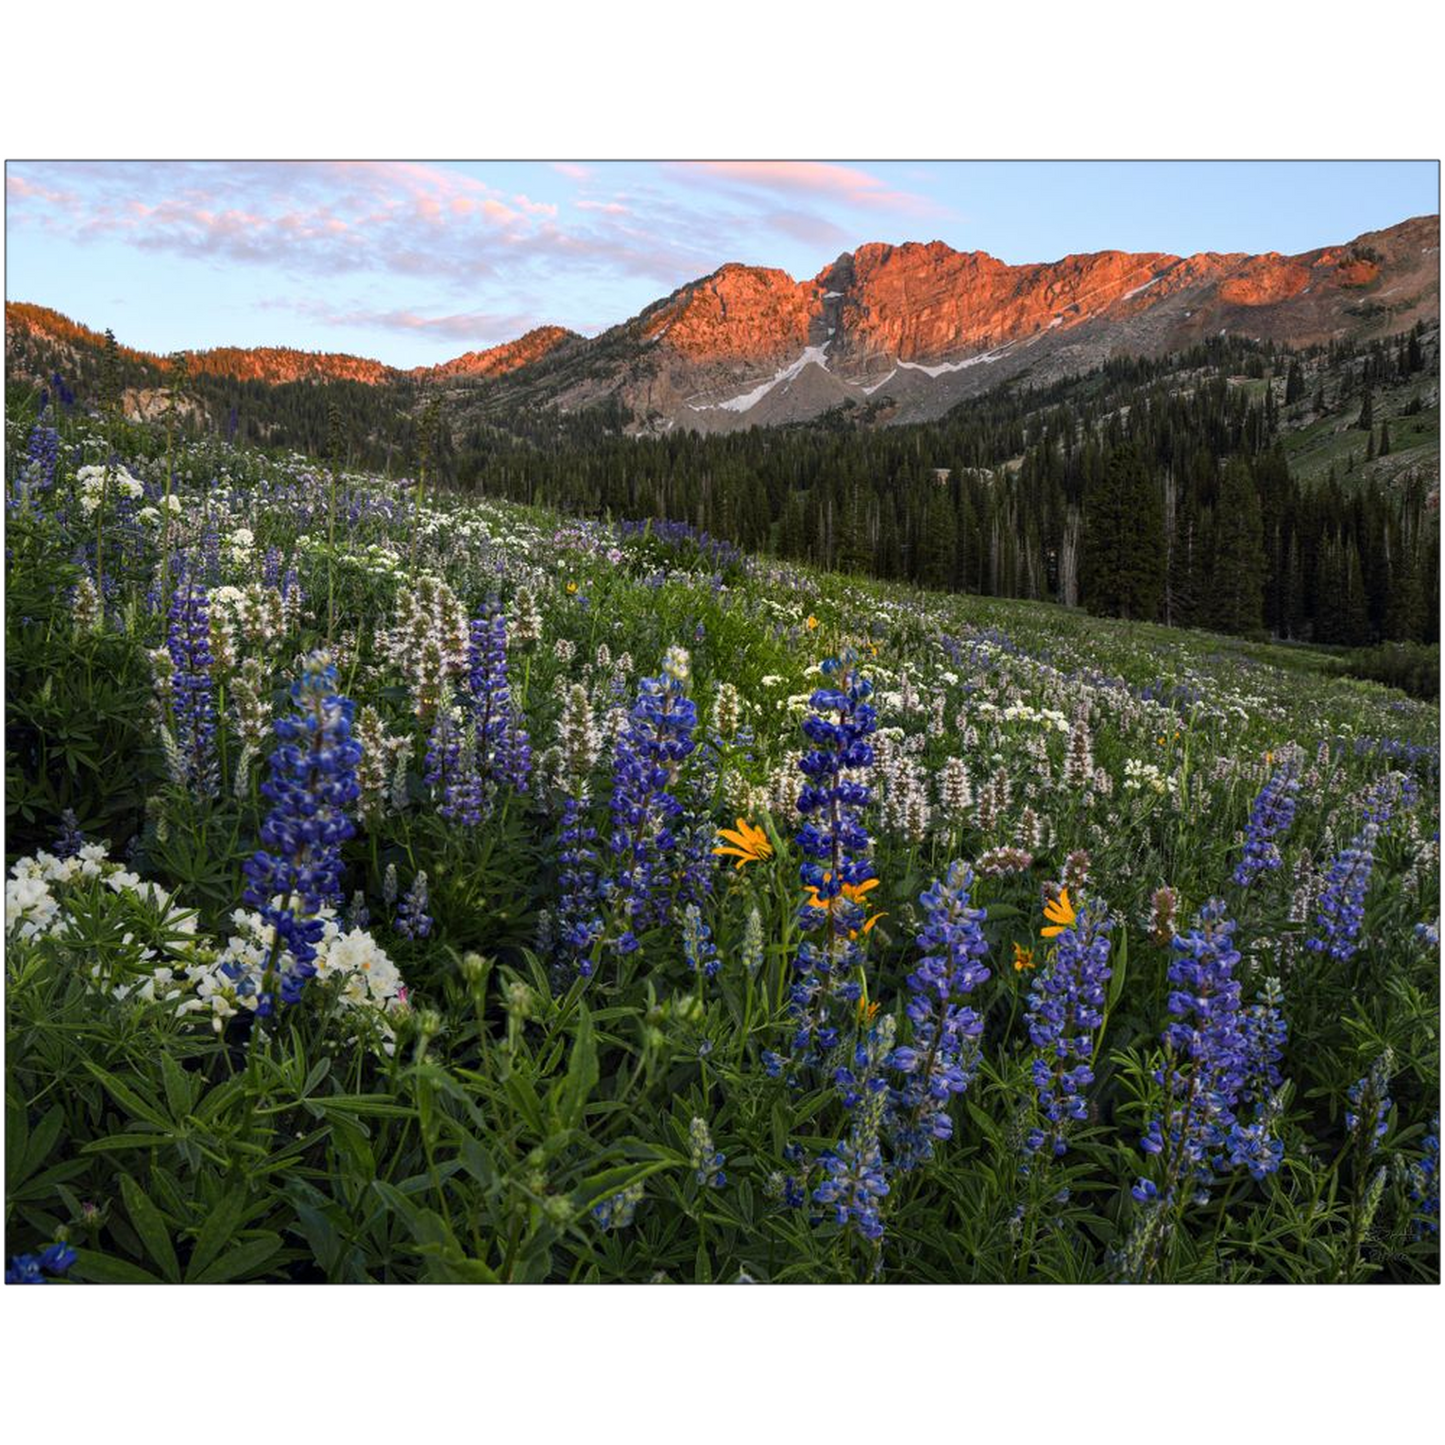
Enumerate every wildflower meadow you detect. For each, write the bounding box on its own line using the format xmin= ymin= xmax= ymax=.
xmin=4 ymin=388 xmax=1440 ymax=1286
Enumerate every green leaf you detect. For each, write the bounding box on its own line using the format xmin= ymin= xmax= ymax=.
xmin=70 ymin=1248 xmax=161 ymax=1284
xmin=191 ymin=1233 xmax=283 ymax=1283
xmin=559 ymin=1003 xmax=598 ymax=1130
xmin=82 ymin=1062 xmax=172 ymax=1131
xmin=570 ymin=1159 xmax=673 ymax=1213
xmin=1108 ymin=926 xmax=1129 ymax=1010
xmin=120 ymin=1174 xmax=181 ymax=1282
xmin=185 ymin=1190 xmax=246 ymax=1281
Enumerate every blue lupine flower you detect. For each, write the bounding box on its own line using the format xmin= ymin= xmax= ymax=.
xmin=395 ymin=871 xmax=433 ymax=941
xmin=1307 ymin=825 xmax=1378 ymax=962
xmin=1024 ymin=898 xmax=1112 ymax=1158
xmin=5 ymin=1254 xmax=45 ymax=1284
xmin=593 ymin=1182 xmax=645 ymax=1231
xmin=52 ymin=808 xmax=86 ymax=861
xmin=6 ymin=1238 xmax=75 ymax=1283
xmin=1139 ymin=901 xmax=1288 ymax=1206
xmin=1414 ymin=919 xmax=1439 ymax=951
xmin=468 ymin=605 xmax=531 ymax=795
xmin=1345 ymin=1051 xmax=1393 ymax=1155
xmin=1234 ymin=764 xmax=1299 ymax=887
xmin=427 ymin=707 xmax=482 ymax=826
xmin=790 ymin=655 xmax=877 ymax=1061
xmin=889 ymin=861 xmax=991 ymax=1169
xmin=1411 ymin=1117 xmax=1439 ymax=1236
xmin=681 ymin=902 xmax=718 ymax=979
xmin=167 ymin=573 xmax=218 ymax=796
xmin=39 ymin=1240 xmax=76 ymax=1274
xmin=814 ymin=1132 xmax=890 ymax=1241
xmin=556 ymin=796 xmax=603 ymax=974
xmin=241 ymin=652 xmax=362 ymax=1014
xmin=607 ymin=650 xmax=698 ymax=949
xmin=689 ymin=1117 xmax=727 ymax=1188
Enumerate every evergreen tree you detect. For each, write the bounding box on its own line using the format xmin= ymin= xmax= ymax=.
xmin=1206 ymin=458 xmax=1267 ymax=635
xmin=1284 ymin=358 xmax=1305 ymax=405
xmin=1081 ymin=443 xmax=1165 ymax=622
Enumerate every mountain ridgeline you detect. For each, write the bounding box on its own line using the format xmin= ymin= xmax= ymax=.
xmin=4 ymin=215 xmax=1439 ymax=655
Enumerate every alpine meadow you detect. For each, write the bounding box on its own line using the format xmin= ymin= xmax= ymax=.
xmin=4 ymin=160 xmax=1440 ymax=1288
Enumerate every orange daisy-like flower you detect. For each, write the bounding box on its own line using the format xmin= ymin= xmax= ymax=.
xmin=1012 ymin=942 xmax=1036 ymax=973
xmin=711 ymin=819 xmax=774 ymax=870
xmin=805 ymin=615 xmax=819 ymax=631
xmin=857 ymin=997 xmax=880 ymax=1024
xmin=805 ymin=876 xmax=885 ymax=939
xmin=1041 ymin=889 xmax=1077 ymax=939
xmin=804 ymin=876 xmax=880 ymax=909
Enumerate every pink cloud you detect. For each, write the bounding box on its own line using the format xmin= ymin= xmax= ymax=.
xmin=668 ymin=160 xmax=940 ymax=216
xmin=551 ymin=162 xmax=592 ymax=180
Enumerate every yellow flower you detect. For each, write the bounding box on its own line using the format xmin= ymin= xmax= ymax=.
xmin=565 ymin=581 xmax=578 ymax=594
xmin=857 ymin=997 xmax=880 ymax=1024
xmin=711 ymin=818 xmax=773 ymax=870
xmin=804 ymin=875 xmax=885 ymax=939
xmin=1041 ymin=888 xmax=1077 ymax=939
xmin=805 ymin=876 xmax=879 ymax=908
xmin=805 ymin=615 xmax=819 ymax=631
xmin=1012 ymin=942 xmax=1036 ymax=972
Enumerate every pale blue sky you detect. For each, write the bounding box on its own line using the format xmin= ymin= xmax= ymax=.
xmin=6 ymin=160 xmax=1437 ymax=367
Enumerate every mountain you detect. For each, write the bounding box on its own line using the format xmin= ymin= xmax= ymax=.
xmin=5 ymin=215 xmax=1438 ymax=434
xmin=3 ymin=303 xmax=576 ymax=391
xmin=482 ymin=214 xmax=1438 ymax=432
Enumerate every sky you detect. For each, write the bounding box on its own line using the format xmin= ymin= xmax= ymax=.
xmin=5 ymin=160 xmax=1438 ymax=368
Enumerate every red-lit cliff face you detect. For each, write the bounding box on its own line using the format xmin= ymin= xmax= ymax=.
xmin=414 ymin=325 xmax=578 ymax=380
xmin=563 ymin=212 xmax=1437 ymax=430
xmin=3 ymin=306 xmax=574 ymax=390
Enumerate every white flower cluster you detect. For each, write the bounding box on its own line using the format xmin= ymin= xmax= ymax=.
xmin=1122 ymin=758 xmax=1177 ymax=798
xmin=6 ymin=847 xmax=408 ymax=1054
xmin=76 ymin=463 xmax=145 ymax=516
xmin=178 ymin=906 xmax=408 ymax=1044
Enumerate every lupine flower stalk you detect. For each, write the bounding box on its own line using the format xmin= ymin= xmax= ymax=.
xmin=241 ymin=652 xmax=362 ymax=1014
xmin=790 ymin=655 xmax=877 ymax=1063
xmin=1234 ymin=764 xmax=1300 ymax=887
xmin=166 ymin=574 xmax=218 ymax=797
xmin=888 ymin=862 xmax=991 ymax=1170
xmin=1024 ymin=899 xmax=1112 ymax=1159
xmin=606 ymin=647 xmax=698 ymax=953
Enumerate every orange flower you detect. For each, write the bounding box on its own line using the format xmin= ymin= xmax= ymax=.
xmin=805 ymin=615 xmax=819 ymax=631
xmin=1012 ymin=942 xmax=1036 ymax=972
xmin=1041 ymin=888 xmax=1077 ymax=939
xmin=857 ymin=997 xmax=880 ymax=1024
xmin=712 ymin=818 xmax=774 ymax=870
xmin=804 ymin=876 xmax=880 ymax=909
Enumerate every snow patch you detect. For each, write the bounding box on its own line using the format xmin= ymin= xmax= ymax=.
xmin=823 ymin=290 xmax=843 ymax=298
xmin=707 ymin=346 xmax=831 ymax=413
xmin=897 ymin=346 xmax=1008 ymax=377
xmin=1122 ymin=276 xmax=1161 ymax=301
xmin=861 ymin=369 xmax=897 ymax=396
xmin=1047 ymin=317 xmax=1063 ymax=329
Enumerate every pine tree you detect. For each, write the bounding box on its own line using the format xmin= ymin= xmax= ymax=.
xmin=1379 ymin=419 xmax=1391 ymax=456
xmin=1081 ymin=443 xmax=1165 ymax=622
xmin=1206 ymin=458 xmax=1266 ymax=635
xmin=1357 ymin=387 xmax=1374 ymax=432
xmin=1284 ymin=358 xmax=1305 ymax=405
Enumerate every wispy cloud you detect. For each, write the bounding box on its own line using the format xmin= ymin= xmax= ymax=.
xmin=667 ymin=160 xmax=943 ymax=217
xmin=6 ymin=160 xmax=690 ymax=291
